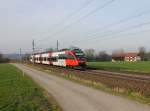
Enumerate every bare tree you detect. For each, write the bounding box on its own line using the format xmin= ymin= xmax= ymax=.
xmin=96 ymin=51 xmax=111 ymax=61
xmin=84 ymin=49 xmax=95 ymax=61
xmin=0 ymin=53 xmax=3 ymax=62
xmin=138 ymin=47 xmax=146 ymax=61
xmin=112 ymin=48 xmax=125 ymax=56
xmin=145 ymin=52 xmax=150 ymax=61
xmin=112 ymin=48 xmax=125 ymax=61
xmin=0 ymin=53 xmax=10 ymax=63
xmin=22 ymin=53 xmax=30 ymax=61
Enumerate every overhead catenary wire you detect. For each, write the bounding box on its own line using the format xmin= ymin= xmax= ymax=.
xmin=100 ymin=28 xmax=150 ymax=41
xmin=89 ymin=28 xmax=150 ymax=49
xmin=37 ymin=0 xmax=115 ymax=43
xmin=36 ymin=0 xmax=96 ymax=42
xmin=74 ymin=20 xmax=150 ymax=43
xmin=72 ymin=8 xmax=150 ymax=43
xmin=40 ymin=8 xmax=150 ymax=48
xmin=85 ymin=9 xmax=150 ymax=37
xmin=35 ymin=0 xmax=150 ymax=52
xmin=74 ymin=9 xmax=150 ymax=43
xmin=54 ymin=0 xmax=96 ymax=26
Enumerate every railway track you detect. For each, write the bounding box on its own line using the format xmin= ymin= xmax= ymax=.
xmin=73 ymin=69 xmax=150 ymax=83
xmin=30 ymin=63 xmax=150 ymax=83
xmin=28 ymin=63 xmax=150 ymax=95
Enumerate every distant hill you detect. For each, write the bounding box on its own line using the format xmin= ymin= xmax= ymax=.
xmin=3 ymin=54 xmax=26 ymax=60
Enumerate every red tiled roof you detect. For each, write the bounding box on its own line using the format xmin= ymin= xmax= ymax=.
xmin=112 ymin=52 xmax=139 ymax=58
xmin=125 ymin=53 xmax=138 ymax=57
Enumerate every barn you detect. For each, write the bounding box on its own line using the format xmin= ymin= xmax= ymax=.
xmin=112 ymin=52 xmax=141 ymax=62
xmin=124 ymin=53 xmax=141 ymax=62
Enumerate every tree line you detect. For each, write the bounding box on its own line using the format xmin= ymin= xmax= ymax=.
xmin=17 ymin=46 xmax=150 ymax=62
xmin=0 ymin=53 xmax=10 ymax=63
xmin=84 ymin=47 xmax=150 ymax=62
xmin=84 ymin=49 xmax=111 ymax=61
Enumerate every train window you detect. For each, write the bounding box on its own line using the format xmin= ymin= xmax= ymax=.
xmin=44 ymin=57 xmax=46 ymax=61
xmin=58 ymin=54 xmax=67 ymax=59
xmin=67 ymin=54 xmax=75 ymax=59
xmin=51 ymin=57 xmax=57 ymax=61
xmin=58 ymin=54 xmax=75 ymax=60
xmin=39 ymin=57 xmax=42 ymax=61
xmin=48 ymin=57 xmax=51 ymax=61
xmin=73 ymin=49 xmax=85 ymax=59
xmin=73 ymin=49 xmax=83 ymax=53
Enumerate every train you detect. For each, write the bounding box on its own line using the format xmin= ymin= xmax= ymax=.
xmin=30 ymin=48 xmax=86 ymax=69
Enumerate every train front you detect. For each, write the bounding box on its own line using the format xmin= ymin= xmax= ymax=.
xmin=72 ymin=48 xmax=86 ymax=68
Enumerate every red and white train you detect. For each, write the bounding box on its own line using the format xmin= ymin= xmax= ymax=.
xmin=30 ymin=48 xmax=86 ymax=68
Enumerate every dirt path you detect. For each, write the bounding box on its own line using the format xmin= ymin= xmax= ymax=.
xmin=14 ymin=64 xmax=150 ymax=111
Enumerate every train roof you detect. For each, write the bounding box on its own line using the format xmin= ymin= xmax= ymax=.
xmin=32 ymin=47 xmax=82 ymax=55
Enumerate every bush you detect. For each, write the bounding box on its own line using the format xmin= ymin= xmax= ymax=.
xmin=0 ymin=53 xmax=10 ymax=63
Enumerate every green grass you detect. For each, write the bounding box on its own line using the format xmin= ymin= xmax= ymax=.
xmin=87 ymin=61 xmax=150 ymax=73
xmin=0 ymin=64 xmax=61 ymax=111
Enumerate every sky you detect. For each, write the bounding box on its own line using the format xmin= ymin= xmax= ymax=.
xmin=0 ymin=0 xmax=150 ymax=54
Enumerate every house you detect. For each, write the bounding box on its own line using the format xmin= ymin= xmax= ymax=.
xmin=112 ymin=52 xmax=141 ymax=62
xmin=124 ymin=53 xmax=141 ymax=62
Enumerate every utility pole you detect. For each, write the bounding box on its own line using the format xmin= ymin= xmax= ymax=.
xmin=57 ymin=40 xmax=59 ymax=51
xmin=32 ymin=40 xmax=35 ymax=64
xmin=20 ymin=48 xmax=22 ymax=63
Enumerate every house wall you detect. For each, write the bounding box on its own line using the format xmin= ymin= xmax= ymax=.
xmin=125 ymin=56 xmax=141 ymax=62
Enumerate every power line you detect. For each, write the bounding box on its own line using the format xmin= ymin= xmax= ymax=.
xmin=36 ymin=0 xmax=150 ymax=51
xmin=36 ymin=0 xmax=95 ymax=42
xmin=79 ymin=28 xmax=150 ymax=50
xmin=75 ymin=20 xmax=150 ymax=43
xmin=39 ymin=8 xmax=150 ymax=48
xmin=92 ymin=28 xmax=150 ymax=47
xmin=54 ymin=0 xmax=95 ymax=26
xmin=19 ymin=48 xmax=22 ymax=62
xmin=73 ymin=9 xmax=150 ymax=43
xmin=75 ymin=29 xmax=150 ymax=49
xmin=37 ymin=0 xmax=115 ymax=43
xmin=32 ymin=40 xmax=35 ymax=64
xmin=56 ymin=40 xmax=59 ymax=51
xmin=81 ymin=9 xmax=150 ymax=39
xmin=32 ymin=40 xmax=35 ymax=54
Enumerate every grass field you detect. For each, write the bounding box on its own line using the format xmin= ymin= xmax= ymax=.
xmin=87 ymin=61 xmax=150 ymax=73
xmin=0 ymin=64 xmax=60 ymax=111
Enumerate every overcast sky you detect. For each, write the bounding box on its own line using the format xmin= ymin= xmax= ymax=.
xmin=0 ymin=0 xmax=150 ymax=54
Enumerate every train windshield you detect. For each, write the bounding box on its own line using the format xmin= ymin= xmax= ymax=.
xmin=73 ymin=49 xmax=85 ymax=59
